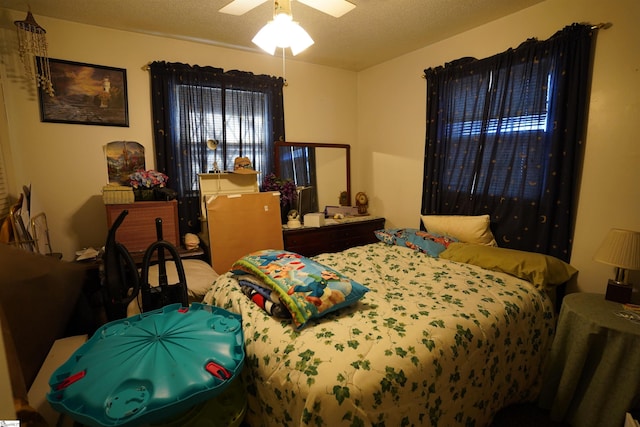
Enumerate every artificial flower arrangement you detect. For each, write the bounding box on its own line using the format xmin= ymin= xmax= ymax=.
xmin=262 ymin=173 xmax=297 ymax=207
xmin=129 ymin=169 xmax=169 ymax=189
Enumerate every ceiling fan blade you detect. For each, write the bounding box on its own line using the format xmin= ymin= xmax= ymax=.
xmin=297 ymin=0 xmax=355 ymax=18
xmin=219 ymin=0 xmax=269 ymax=15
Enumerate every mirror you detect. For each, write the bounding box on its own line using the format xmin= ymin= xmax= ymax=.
xmin=274 ymin=141 xmax=351 ymax=214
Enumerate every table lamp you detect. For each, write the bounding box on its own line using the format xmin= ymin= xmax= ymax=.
xmin=206 ymin=139 xmax=220 ymax=173
xmin=593 ymin=228 xmax=640 ymax=303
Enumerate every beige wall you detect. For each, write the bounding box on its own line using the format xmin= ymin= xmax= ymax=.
xmin=1 ymin=0 xmax=639 ymax=296
xmin=0 ymin=9 xmax=358 ymax=260
xmin=357 ymin=0 xmax=640 ymax=294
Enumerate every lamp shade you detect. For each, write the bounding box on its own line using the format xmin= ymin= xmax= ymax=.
xmin=593 ymin=228 xmax=640 ymax=270
xmin=252 ymin=13 xmax=314 ymax=56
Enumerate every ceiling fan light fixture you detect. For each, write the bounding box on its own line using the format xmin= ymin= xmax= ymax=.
xmin=252 ymin=2 xmax=314 ymax=56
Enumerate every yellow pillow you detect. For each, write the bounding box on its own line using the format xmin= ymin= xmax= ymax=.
xmin=421 ymin=214 xmax=497 ymax=246
xmin=439 ymin=242 xmax=578 ymax=290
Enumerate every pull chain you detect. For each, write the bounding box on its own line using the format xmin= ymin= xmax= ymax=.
xmin=282 ymin=48 xmax=288 ymax=86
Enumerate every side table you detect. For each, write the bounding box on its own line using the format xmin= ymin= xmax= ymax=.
xmin=538 ymin=292 xmax=640 ymax=427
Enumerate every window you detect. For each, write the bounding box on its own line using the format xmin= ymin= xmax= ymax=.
xmin=442 ymin=62 xmax=552 ymax=201
xmin=176 ymin=85 xmax=270 ymax=193
xmin=149 ymin=62 xmax=285 ymax=235
xmin=423 ymin=24 xmax=595 ymax=259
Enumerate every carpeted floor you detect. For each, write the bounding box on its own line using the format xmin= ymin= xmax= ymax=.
xmin=490 ymin=402 xmax=570 ymax=427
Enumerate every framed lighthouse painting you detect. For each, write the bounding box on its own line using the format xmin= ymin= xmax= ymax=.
xmin=37 ymin=58 xmax=129 ymax=127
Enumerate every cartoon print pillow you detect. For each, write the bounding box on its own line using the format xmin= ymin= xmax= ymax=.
xmin=232 ymin=249 xmax=369 ymax=329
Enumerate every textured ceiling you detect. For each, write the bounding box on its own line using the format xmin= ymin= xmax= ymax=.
xmin=3 ymin=0 xmax=544 ymax=71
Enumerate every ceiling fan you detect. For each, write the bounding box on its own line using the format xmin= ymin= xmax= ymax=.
xmin=219 ymin=0 xmax=356 ymax=18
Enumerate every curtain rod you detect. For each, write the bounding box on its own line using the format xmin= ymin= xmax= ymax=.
xmin=421 ymin=22 xmax=612 ymax=79
xmin=140 ymin=23 xmax=613 ymax=75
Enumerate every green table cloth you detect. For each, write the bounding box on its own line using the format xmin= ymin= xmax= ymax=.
xmin=539 ymin=292 xmax=640 ymax=427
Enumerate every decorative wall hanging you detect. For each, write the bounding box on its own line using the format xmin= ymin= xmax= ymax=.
xmin=105 ymin=141 xmax=145 ymax=185
xmin=14 ymin=9 xmax=54 ymax=96
xmin=38 ymin=58 xmax=129 ymax=127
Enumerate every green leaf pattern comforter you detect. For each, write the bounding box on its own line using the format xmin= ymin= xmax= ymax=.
xmin=203 ymin=243 xmax=555 ymax=426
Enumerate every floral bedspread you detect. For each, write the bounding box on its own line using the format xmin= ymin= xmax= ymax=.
xmin=202 ymin=243 xmax=556 ymax=427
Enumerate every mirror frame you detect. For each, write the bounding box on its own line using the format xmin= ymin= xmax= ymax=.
xmin=274 ymin=141 xmax=351 ymax=207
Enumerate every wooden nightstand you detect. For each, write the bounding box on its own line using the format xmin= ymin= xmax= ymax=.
xmin=538 ymin=292 xmax=640 ymax=427
xmin=283 ymin=216 xmax=385 ymax=257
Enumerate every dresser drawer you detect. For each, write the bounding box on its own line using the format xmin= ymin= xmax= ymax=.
xmin=105 ymin=200 xmax=179 ymax=252
xmin=283 ymin=217 xmax=385 ymax=257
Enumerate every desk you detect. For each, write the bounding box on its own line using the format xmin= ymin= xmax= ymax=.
xmin=538 ymin=292 xmax=640 ymax=427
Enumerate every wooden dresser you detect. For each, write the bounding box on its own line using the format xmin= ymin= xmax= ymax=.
xmin=283 ymin=217 xmax=385 ymax=257
xmin=105 ymin=200 xmax=179 ymax=252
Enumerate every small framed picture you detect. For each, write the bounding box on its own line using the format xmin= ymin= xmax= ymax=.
xmin=38 ymin=58 xmax=129 ymax=127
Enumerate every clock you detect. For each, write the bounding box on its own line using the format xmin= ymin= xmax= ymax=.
xmin=355 ymin=192 xmax=369 ymax=215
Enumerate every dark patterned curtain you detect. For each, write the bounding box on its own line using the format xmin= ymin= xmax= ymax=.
xmin=422 ymin=24 xmax=595 ymax=261
xmin=149 ymin=61 xmax=285 ymax=236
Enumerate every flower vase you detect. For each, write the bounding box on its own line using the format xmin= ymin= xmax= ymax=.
xmin=134 ymin=188 xmax=155 ymax=201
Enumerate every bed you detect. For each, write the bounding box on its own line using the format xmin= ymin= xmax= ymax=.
xmin=202 ymin=223 xmax=577 ymax=427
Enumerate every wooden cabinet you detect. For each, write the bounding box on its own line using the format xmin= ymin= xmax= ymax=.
xmin=283 ymin=217 xmax=385 ymax=257
xmin=206 ymin=192 xmax=283 ymax=273
xmin=197 ymin=173 xmax=260 ymax=253
xmin=105 ymin=200 xmax=179 ymax=252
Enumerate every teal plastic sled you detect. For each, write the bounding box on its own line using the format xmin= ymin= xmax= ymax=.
xmin=47 ymin=303 xmax=244 ymax=427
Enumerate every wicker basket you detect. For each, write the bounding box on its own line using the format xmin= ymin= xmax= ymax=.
xmin=102 ymin=185 xmax=135 ymax=204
